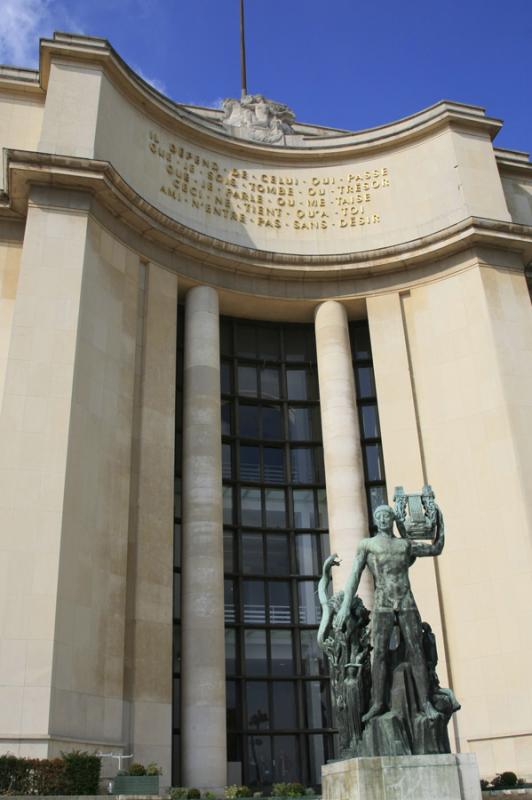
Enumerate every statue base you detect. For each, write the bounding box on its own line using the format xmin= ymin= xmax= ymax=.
xmin=322 ymin=753 xmax=481 ymax=800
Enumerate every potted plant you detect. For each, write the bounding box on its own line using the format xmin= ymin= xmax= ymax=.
xmin=113 ymin=762 xmax=161 ymax=795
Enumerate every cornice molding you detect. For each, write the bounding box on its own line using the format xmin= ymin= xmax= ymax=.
xmin=33 ymin=33 xmax=504 ymax=164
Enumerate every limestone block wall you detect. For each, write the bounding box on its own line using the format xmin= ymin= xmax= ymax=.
xmin=500 ymin=174 xmax=532 ymax=226
xmin=0 ymin=190 xmax=179 ymax=774
xmin=0 ymin=89 xmax=44 ymax=190
xmin=49 ymin=214 xmax=142 ymax=746
xmin=0 ymin=235 xmax=22 ymax=405
xmin=0 ymin=189 xmax=96 ymax=756
xmin=38 ymin=62 xmax=103 ymax=159
xmin=395 ymin=260 xmax=532 ymax=778
xmin=124 ymin=262 xmax=177 ymax=782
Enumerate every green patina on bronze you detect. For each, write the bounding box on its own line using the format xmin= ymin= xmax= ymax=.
xmin=317 ymin=488 xmax=460 ymax=758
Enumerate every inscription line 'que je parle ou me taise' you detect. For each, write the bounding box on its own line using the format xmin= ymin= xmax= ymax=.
xmin=148 ymin=131 xmax=391 ymax=232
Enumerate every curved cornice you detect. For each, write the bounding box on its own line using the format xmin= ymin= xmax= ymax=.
xmin=35 ymin=33 xmax=503 ymax=164
xmin=3 ymin=150 xmax=532 ymax=280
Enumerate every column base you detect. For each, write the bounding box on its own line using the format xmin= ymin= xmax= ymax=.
xmin=322 ymin=753 xmax=481 ymax=800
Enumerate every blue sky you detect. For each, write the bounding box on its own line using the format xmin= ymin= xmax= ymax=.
xmin=1 ymin=0 xmax=530 ymax=152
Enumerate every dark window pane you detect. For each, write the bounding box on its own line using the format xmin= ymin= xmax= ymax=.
xmin=225 ymin=628 xmax=236 ymax=674
xmin=174 ymin=573 xmax=181 ymax=619
xmin=263 ymin=447 xmax=285 ymax=484
xmin=317 ymin=489 xmax=328 ymax=527
xmin=222 ymin=443 xmax=232 ymax=479
xmin=272 ymin=682 xmax=297 ymax=729
xmin=288 ymin=406 xmax=320 ymax=441
xmin=351 ymin=325 xmax=371 ymax=360
xmin=239 ymin=403 xmax=259 ymax=438
xmin=307 ymin=734 xmax=334 ymax=786
xmin=364 ymin=443 xmax=384 ymax=481
xmin=258 ymin=327 xmax=280 ymax=361
xmin=221 ymin=400 xmax=232 ymax=435
xmin=286 ymin=369 xmax=308 ymax=400
xmin=270 ymin=630 xmax=294 ymax=676
xmin=290 ymin=447 xmax=314 ymax=483
xmin=320 ymin=532 xmax=331 ymax=561
xmin=242 ymin=533 xmax=264 ymax=575
xmin=246 ymin=681 xmax=270 ymax=729
xmin=265 ymin=489 xmax=286 ymax=528
xmin=224 ymin=531 xmax=234 ymax=573
xmin=227 ymin=732 xmax=242 ymax=763
xmin=266 ymin=535 xmax=290 ymax=576
xmin=226 ymin=679 xmax=239 ymax=730
xmin=240 ymin=445 xmax=260 ymax=481
xmin=273 ymin=735 xmax=299 ymax=782
xmin=223 ymin=485 xmax=233 ymax=525
xmin=268 ymin=581 xmax=291 ymax=624
xmin=221 ymin=361 xmax=232 ymax=394
xmin=173 ymin=678 xmax=180 ymax=728
xmin=315 ymin=447 xmax=325 ymax=483
xmin=304 ymin=681 xmax=331 ymax=729
xmin=236 ymin=324 xmax=257 ymax=359
xmin=173 ymin=734 xmax=181 ymax=782
xmin=284 ymin=329 xmax=308 ymax=362
xmin=220 ymin=321 xmax=232 ymax=355
xmin=238 ymin=365 xmax=258 ymax=397
xmin=356 ymin=366 xmax=376 ymax=398
xmin=244 ymin=629 xmax=267 ymax=676
xmin=243 ymin=580 xmax=266 ymax=624
xmin=225 ymin=579 xmax=236 ymax=623
xmin=247 ymin=734 xmax=272 ymax=786
xmin=298 ymin=580 xmax=320 ymax=625
xmin=300 ymin=630 xmax=326 ymax=676
xmin=261 ymin=368 xmax=280 ymax=400
xmin=173 ymin=625 xmax=181 ymax=673
xmin=369 ymin=485 xmax=387 ymax=516
xmin=293 ymin=489 xmax=316 ymax=528
xmin=361 ymin=404 xmax=380 ymax=438
xmin=174 ymin=477 xmax=182 ymax=517
xmin=296 ymin=534 xmax=320 ymax=575
xmin=174 ymin=523 xmax=181 ymax=569
xmin=262 ymin=405 xmax=283 ymax=439
xmin=241 ymin=488 xmax=261 ymax=526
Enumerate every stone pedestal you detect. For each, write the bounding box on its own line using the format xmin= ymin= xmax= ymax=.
xmin=322 ymin=753 xmax=482 ymax=800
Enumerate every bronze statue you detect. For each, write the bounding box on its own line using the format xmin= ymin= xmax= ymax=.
xmin=318 ymin=489 xmax=460 ymax=758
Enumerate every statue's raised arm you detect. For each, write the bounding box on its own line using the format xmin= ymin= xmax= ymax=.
xmin=411 ymin=507 xmax=445 ymax=558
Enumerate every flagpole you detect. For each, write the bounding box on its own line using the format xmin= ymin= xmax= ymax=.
xmin=240 ymin=0 xmax=248 ymax=97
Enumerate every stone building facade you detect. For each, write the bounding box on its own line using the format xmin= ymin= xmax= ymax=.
xmin=0 ymin=32 xmax=531 ymax=790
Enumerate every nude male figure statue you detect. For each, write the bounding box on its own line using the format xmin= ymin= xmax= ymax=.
xmin=333 ymin=504 xmax=445 ymax=722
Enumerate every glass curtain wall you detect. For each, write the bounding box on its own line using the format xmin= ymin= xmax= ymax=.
xmin=349 ymin=322 xmax=388 ymax=530
xmin=171 ymin=313 xmax=387 ymax=787
xmin=221 ymin=319 xmax=334 ymax=789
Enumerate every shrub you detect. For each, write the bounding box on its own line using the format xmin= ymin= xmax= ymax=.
xmin=480 ymin=778 xmax=490 ymax=790
xmin=170 ymin=788 xmax=189 ymax=799
xmin=253 ymin=793 xmax=263 ymax=799
xmin=203 ymin=792 xmax=215 ymax=799
xmin=272 ymin=783 xmax=305 ymax=798
xmin=187 ymin=789 xmax=201 ymax=799
xmin=61 ymin=750 xmax=101 ymax=795
xmin=225 ymin=786 xmax=252 ymax=799
xmin=146 ymin=762 xmax=162 ymax=776
xmin=491 ymin=771 xmax=518 ymax=789
xmin=129 ymin=762 xmax=147 ymax=776
xmin=0 ymin=751 xmax=101 ymax=795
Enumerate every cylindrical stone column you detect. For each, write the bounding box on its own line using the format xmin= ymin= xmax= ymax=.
xmin=181 ymin=285 xmax=226 ymax=789
xmin=315 ymin=300 xmax=373 ymax=606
